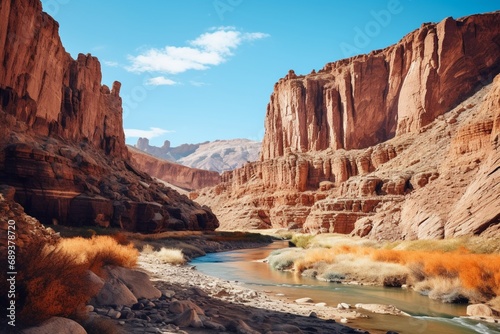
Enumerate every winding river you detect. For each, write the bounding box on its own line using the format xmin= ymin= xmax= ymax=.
xmin=191 ymin=241 xmax=500 ymax=334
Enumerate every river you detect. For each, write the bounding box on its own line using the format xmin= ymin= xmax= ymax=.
xmin=190 ymin=241 xmax=500 ymax=334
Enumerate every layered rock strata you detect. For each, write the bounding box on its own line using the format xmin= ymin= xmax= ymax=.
xmin=194 ymin=13 xmax=500 ymax=239
xmin=0 ymin=0 xmax=218 ymax=232
xmin=129 ymin=146 xmax=220 ymax=191
xmin=262 ymin=12 xmax=500 ymax=160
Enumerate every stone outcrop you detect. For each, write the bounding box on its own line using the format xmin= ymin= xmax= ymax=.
xmin=0 ymin=0 xmax=218 ymax=232
xmin=129 ymin=146 xmax=220 ymax=191
xmin=194 ymin=13 xmax=500 ymax=239
xmin=136 ymin=138 xmax=202 ymax=162
xmin=262 ymin=13 xmax=500 ymax=160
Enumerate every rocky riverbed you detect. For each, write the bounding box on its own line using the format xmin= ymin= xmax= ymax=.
xmin=119 ymin=253 xmax=370 ymax=334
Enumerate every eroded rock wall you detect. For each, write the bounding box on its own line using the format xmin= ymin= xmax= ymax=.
xmin=129 ymin=147 xmax=220 ymax=191
xmin=262 ymin=13 xmax=500 ymax=160
xmin=194 ymin=13 xmax=500 ymax=238
xmin=0 ymin=0 xmax=218 ymax=232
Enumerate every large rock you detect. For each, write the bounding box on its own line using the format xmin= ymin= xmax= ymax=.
xmin=104 ymin=265 xmax=161 ymax=300
xmin=0 ymin=0 xmax=218 ymax=232
xmin=466 ymin=304 xmax=494 ymax=317
xmin=22 ymin=317 xmax=87 ymax=334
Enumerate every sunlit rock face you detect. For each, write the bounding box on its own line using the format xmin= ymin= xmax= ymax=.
xmin=0 ymin=0 xmax=218 ymax=232
xmin=194 ymin=13 xmax=500 ymax=239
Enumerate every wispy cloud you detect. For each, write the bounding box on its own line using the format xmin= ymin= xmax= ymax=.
xmin=145 ymin=76 xmax=177 ymax=86
xmin=104 ymin=60 xmax=119 ymax=67
xmin=124 ymin=127 xmax=174 ymax=139
xmin=190 ymin=81 xmax=207 ymax=87
xmin=126 ymin=27 xmax=269 ymax=75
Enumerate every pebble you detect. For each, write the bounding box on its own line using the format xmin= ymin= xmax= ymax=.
xmin=295 ymin=297 xmax=314 ymax=304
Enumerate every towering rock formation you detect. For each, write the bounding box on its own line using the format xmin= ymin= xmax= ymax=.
xmin=0 ymin=0 xmax=218 ymax=232
xmin=194 ymin=13 xmax=500 ymax=239
xmin=262 ymin=13 xmax=500 ymax=160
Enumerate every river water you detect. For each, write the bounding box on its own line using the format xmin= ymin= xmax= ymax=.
xmin=190 ymin=241 xmax=500 ymax=334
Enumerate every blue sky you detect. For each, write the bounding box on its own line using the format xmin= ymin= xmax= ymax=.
xmin=41 ymin=0 xmax=499 ymax=147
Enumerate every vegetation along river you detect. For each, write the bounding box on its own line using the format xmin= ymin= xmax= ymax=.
xmin=191 ymin=241 xmax=500 ymax=334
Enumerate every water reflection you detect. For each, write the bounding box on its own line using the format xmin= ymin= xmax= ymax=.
xmin=191 ymin=242 xmax=500 ymax=334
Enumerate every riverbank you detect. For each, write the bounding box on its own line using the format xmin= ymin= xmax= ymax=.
xmin=265 ymin=233 xmax=500 ymax=319
xmin=135 ymin=254 xmax=373 ymax=334
xmin=125 ymin=231 xmax=376 ymax=333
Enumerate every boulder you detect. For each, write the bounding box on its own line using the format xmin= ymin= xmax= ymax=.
xmin=22 ymin=317 xmax=86 ymax=334
xmin=466 ymin=304 xmax=494 ymax=317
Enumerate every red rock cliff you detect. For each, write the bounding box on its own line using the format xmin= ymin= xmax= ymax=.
xmin=194 ymin=13 xmax=500 ymax=239
xmin=0 ymin=0 xmax=127 ymax=159
xmin=262 ymin=13 xmax=500 ymax=160
xmin=0 ymin=0 xmax=218 ymax=232
xmin=129 ymin=147 xmax=220 ymax=191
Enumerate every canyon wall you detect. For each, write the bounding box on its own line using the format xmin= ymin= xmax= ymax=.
xmin=194 ymin=13 xmax=500 ymax=239
xmin=0 ymin=0 xmax=127 ymax=159
xmin=0 ymin=0 xmax=218 ymax=232
xmin=262 ymin=13 xmax=500 ymax=160
xmin=129 ymin=147 xmax=220 ymax=191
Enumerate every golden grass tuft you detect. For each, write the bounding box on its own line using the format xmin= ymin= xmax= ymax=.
xmin=140 ymin=244 xmax=186 ymax=265
xmin=155 ymin=248 xmax=186 ymax=265
xmin=58 ymin=235 xmax=138 ymax=276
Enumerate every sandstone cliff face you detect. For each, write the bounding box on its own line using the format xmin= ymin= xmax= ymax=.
xmin=262 ymin=13 xmax=500 ymax=160
xmin=0 ymin=0 xmax=218 ymax=232
xmin=0 ymin=0 xmax=127 ymax=159
xmin=194 ymin=13 xmax=500 ymax=239
xmin=129 ymin=147 xmax=220 ymax=191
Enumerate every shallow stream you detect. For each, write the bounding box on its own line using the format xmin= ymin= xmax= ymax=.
xmin=191 ymin=241 xmax=500 ymax=334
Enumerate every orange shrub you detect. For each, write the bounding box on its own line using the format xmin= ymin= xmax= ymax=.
xmin=369 ymin=247 xmax=500 ymax=301
xmin=58 ymin=235 xmax=138 ymax=276
xmin=14 ymin=240 xmax=101 ymax=326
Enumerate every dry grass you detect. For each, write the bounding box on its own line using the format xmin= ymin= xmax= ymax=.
xmin=268 ymin=248 xmax=304 ymax=270
xmin=289 ymin=247 xmax=407 ymax=286
xmin=58 ymin=235 xmax=138 ymax=276
xmin=1 ymin=235 xmax=140 ymax=327
xmin=269 ymin=235 xmax=500 ymax=303
xmin=290 ymin=234 xmax=314 ymax=248
xmin=140 ymin=244 xmax=186 ymax=265
xmin=154 ymin=248 xmax=186 ymax=265
xmin=371 ymin=248 xmax=500 ymax=300
xmin=129 ymin=230 xmax=203 ymax=240
xmin=8 ymin=240 xmax=103 ymax=326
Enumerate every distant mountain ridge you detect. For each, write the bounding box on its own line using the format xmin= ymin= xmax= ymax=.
xmin=135 ymin=138 xmax=261 ymax=173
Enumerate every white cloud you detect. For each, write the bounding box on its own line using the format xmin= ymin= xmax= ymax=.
xmin=124 ymin=127 xmax=173 ymax=139
xmin=145 ymin=76 xmax=177 ymax=86
xmin=126 ymin=27 xmax=269 ymax=75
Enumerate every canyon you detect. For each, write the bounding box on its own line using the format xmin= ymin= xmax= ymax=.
xmin=193 ymin=12 xmax=500 ymax=239
xmin=129 ymin=138 xmax=261 ymax=191
xmin=0 ymin=0 xmax=218 ymax=232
